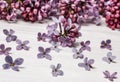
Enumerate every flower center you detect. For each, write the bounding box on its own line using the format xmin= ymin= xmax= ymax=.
xmin=10 ymin=63 xmax=15 ymax=66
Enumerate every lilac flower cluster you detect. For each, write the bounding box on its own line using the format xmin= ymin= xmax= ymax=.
xmin=96 ymin=0 xmax=120 ymax=30
xmin=0 ymin=0 xmax=101 ymax=25
xmin=0 ymin=0 xmax=57 ymax=22
xmin=96 ymin=0 xmax=110 ymax=16
xmin=37 ymin=16 xmax=81 ymax=47
xmin=105 ymin=0 xmax=120 ymax=30
xmin=58 ymin=0 xmax=101 ymax=25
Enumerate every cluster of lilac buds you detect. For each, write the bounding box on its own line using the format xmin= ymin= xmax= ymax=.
xmin=104 ymin=0 xmax=120 ymax=30
xmin=21 ymin=0 xmax=52 ymax=22
xmin=58 ymin=0 xmax=101 ymax=25
xmin=0 ymin=0 xmax=101 ymax=25
xmin=95 ymin=0 xmax=110 ymax=16
xmin=0 ymin=0 xmax=8 ymax=20
xmin=0 ymin=0 xmax=57 ymax=22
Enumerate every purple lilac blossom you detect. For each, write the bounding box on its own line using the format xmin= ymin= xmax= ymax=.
xmin=78 ymin=57 xmax=94 ymax=71
xmin=50 ymin=63 xmax=64 ymax=77
xmin=0 ymin=44 xmax=11 ymax=55
xmin=103 ymin=70 xmax=117 ymax=82
xmin=37 ymin=46 xmax=52 ymax=60
xmin=2 ymin=55 xmax=24 ymax=71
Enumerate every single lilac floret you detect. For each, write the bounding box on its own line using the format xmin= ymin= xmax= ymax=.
xmin=50 ymin=63 xmax=64 ymax=77
xmin=2 ymin=55 xmax=24 ymax=71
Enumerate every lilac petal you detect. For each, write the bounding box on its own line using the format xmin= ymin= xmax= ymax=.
xmin=59 ymin=16 xmax=64 ymax=22
xmin=73 ymin=54 xmax=78 ymax=59
xmin=14 ymin=58 xmax=24 ymax=65
xmin=100 ymin=45 xmax=105 ymax=48
xmin=23 ymin=46 xmax=29 ymax=50
xmin=86 ymin=47 xmax=91 ymax=51
xmin=0 ymin=51 xmax=4 ymax=55
xmin=10 ymin=29 xmax=15 ymax=34
xmin=101 ymin=41 xmax=105 ymax=44
xmin=85 ymin=41 xmax=90 ymax=45
xmin=85 ymin=65 xmax=90 ymax=71
xmin=52 ymin=71 xmax=58 ymax=77
xmin=5 ymin=56 xmax=13 ymax=63
xmin=38 ymin=47 xmax=44 ymax=52
xmin=2 ymin=64 xmax=10 ymax=69
xmin=3 ymin=29 xmax=9 ymax=35
xmin=78 ymin=63 xmax=85 ymax=67
xmin=4 ymin=51 xmax=10 ymax=55
xmin=0 ymin=44 xmax=5 ymax=50
xmin=102 ymin=57 xmax=110 ymax=64
xmin=78 ymin=54 xmax=84 ymax=59
xmin=106 ymin=39 xmax=111 ymax=44
xmin=23 ymin=41 xmax=29 ymax=45
xmin=6 ymin=37 xmax=12 ymax=42
xmin=111 ymin=72 xmax=117 ymax=78
xmin=37 ymin=53 xmax=44 ymax=59
xmin=88 ymin=59 xmax=94 ymax=64
xmin=11 ymin=66 xmax=19 ymax=71
xmin=80 ymin=41 xmax=85 ymax=46
xmin=45 ymin=54 xmax=52 ymax=60
xmin=57 ymin=63 xmax=61 ymax=69
xmin=54 ymin=48 xmax=61 ymax=52
xmin=50 ymin=65 xmax=55 ymax=70
xmin=16 ymin=45 xmax=22 ymax=50
xmin=84 ymin=57 xmax=88 ymax=63
xmin=107 ymin=52 xmax=112 ymax=58
xmin=5 ymin=47 xmax=11 ymax=52
xmin=57 ymin=70 xmax=64 ymax=76
xmin=110 ymin=56 xmax=116 ymax=61
xmin=16 ymin=39 xmax=22 ymax=44
xmin=45 ymin=48 xmax=51 ymax=53
xmin=54 ymin=30 xmax=59 ymax=35
xmin=72 ymin=48 xmax=77 ymax=53
xmin=38 ymin=32 xmax=41 ymax=37
xmin=11 ymin=35 xmax=17 ymax=41
xmin=51 ymin=16 xmax=59 ymax=23
xmin=106 ymin=45 xmax=112 ymax=50
xmin=80 ymin=47 xmax=86 ymax=51
xmin=103 ymin=71 xmax=110 ymax=78
xmin=109 ymin=77 xmax=114 ymax=81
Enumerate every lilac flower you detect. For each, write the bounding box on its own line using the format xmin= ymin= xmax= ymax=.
xmin=78 ymin=57 xmax=94 ymax=71
xmin=72 ymin=48 xmax=84 ymax=59
xmin=37 ymin=47 xmax=52 ymax=60
xmin=80 ymin=40 xmax=91 ymax=52
xmin=47 ymin=23 xmax=59 ymax=36
xmin=37 ymin=32 xmax=47 ymax=42
xmin=102 ymin=52 xmax=116 ymax=64
xmin=16 ymin=39 xmax=30 ymax=51
xmin=100 ymin=39 xmax=112 ymax=50
xmin=0 ymin=0 xmax=8 ymax=9
xmin=6 ymin=11 xmax=17 ymax=23
xmin=3 ymin=29 xmax=17 ymax=42
xmin=50 ymin=63 xmax=64 ymax=77
xmin=50 ymin=41 xmax=61 ymax=52
xmin=59 ymin=36 xmax=73 ymax=47
xmin=103 ymin=70 xmax=117 ymax=82
xmin=0 ymin=44 xmax=11 ymax=55
xmin=2 ymin=55 xmax=24 ymax=71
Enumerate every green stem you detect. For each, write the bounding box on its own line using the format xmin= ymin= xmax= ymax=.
xmin=59 ymin=23 xmax=62 ymax=35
